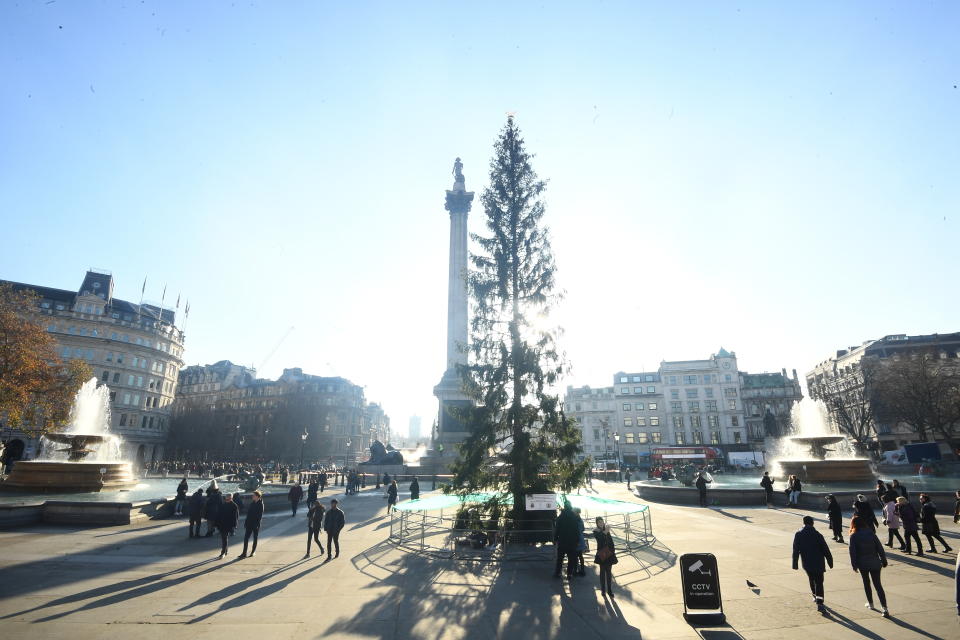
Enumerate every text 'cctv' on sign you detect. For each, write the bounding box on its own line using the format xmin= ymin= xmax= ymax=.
xmin=525 ymin=494 xmax=557 ymax=511
xmin=679 ymin=553 xmax=722 ymax=611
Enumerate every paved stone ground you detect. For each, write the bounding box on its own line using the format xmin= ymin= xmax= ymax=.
xmin=0 ymin=481 xmax=957 ymax=639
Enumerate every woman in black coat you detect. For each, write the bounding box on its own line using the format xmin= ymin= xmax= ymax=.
xmin=386 ymin=480 xmax=398 ymax=514
xmin=849 ymin=515 xmax=889 ymax=617
xmin=239 ymin=491 xmax=264 ymax=558
xmin=593 ymin=517 xmax=618 ymax=597
xmin=410 ymin=476 xmax=420 ymax=501
xmin=918 ymin=494 xmax=953 ymax=553
xmin=852 ymin=495 xmax=879 ymax=531
xmin=825 ymin=494 xmax=844 ymax=543
xmin=894 ymin=497 xmax=923 ymax=556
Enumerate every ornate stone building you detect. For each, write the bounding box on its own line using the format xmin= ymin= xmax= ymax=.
xmin=1 ymin=270 xmax=185 ymax=466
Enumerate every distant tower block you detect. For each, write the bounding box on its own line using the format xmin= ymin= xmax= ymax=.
xmin=432 ymin=157 xmax=474 ymax=456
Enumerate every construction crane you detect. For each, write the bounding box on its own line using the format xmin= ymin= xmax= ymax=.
xmin=258 ymin=326 xmax=295 ymax=372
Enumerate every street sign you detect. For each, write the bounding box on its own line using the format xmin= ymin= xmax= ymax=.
xmin=679 ymin=553 xmax=725 ymax=623
xmin=525 ymin=493 xmax=557 ymax=511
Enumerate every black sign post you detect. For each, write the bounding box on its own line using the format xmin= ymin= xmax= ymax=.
xmin=679 ymin=553 xmax=725 ymax=624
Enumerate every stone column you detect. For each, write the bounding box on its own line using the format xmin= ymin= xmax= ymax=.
xmin=432 ymin=162 xmax=474 ymax=457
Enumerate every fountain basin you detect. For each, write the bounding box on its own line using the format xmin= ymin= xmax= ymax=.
xmin=1 ymin=461 xmax=137 ymax=493
xmin=774 ymin=459 xmax=874 ymax=483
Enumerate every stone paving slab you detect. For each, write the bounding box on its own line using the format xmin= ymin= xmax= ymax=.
xmin=0 ymin=481 xmax=957 ymax=639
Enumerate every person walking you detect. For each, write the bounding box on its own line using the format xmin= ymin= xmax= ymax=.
xmin=188 ymin=488 xmax=205 ymax=538
xmin=386 ymin=480 xmax=398 ymax=514
xmin=849 ymin=514 xmax=890 ymax=617
xmin=891 ymin=479 xmax=908 ymax=500
xmin=238 ymin=490 xmax=264 ymax=558
xmin=760 ymin=471 xmax=774 ymax=508
xmin=306 ymin=500 xmax=326 ymax=557
xmin=280 ymin=467 xmax=289 ymax=484
xmin=625 ymin=468 xmax=632 ymax=490
xmin=874 ymin=479 xmax=888 ymax=509
xmin=216 ymin=494 xmax=240 ymax=559
xmin=593 ymin=516 xmax=618 ymax=597
xmin=695 ymin=471 xmax=711 ymax=507
xmin=307 ymin=478 xmax=319 ymax=508
xmin=553 ymin=501 xmax=580 ymax=579
xmin=882 ymin=497 xmax=906 ymax=550
xmin=323 ymin=498 xmax=345 ymax=559
xmin=792 ymin=515 xmax=834 ymax=612
xmin=788 ymin=475 xmax=802 ymax=506
xmin=853 ymin=494 xmax=879 ymax=532
xmin=288 ymin=482 xmax=304 ymax=517
xmin=410 ymin=476 xmax=420 ymax=501
xmin=826 ymin=494 xmax=845 ymax=543
xmin=574 ymin=507 xmax=587 ymax=576
xmin=175 ymin=477 xmax=188 ymax=516
xmin=895 ymin=496 xmax=923 ymax=556
xmin=919 ymin=493 xmax=953 ymax=553
xmin=319 ymin=471 xmax=328 ymax=493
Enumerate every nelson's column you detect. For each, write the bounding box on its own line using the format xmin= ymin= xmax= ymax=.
xmin=430 ymin=157 xmax=474 ymax=467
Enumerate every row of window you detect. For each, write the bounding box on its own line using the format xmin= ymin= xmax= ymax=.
xmin=621 ymin=416 xmax=661 ymax=427
xmin=621 ymin=402 xmax=659 ymax=412
xmin=117 ymin=413 xmax=167 ymax=430
xmin=100 ymin=370 xmax=173 ymax=394
xmin=617 ymin=374 xmax=658 ymax=383
xmin=620 ymin=386 xmax=656 ymax=394
xmin=614 ymin=430 xmax=744 ymax=446
xmin=665 ymin=374 xmax=734 ymax=385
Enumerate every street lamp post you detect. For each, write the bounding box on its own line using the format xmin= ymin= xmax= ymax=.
xmin=299 ymin=430 xmax=309 ymax=475
xmin=613 ymin=431 xmax=622 ymax=482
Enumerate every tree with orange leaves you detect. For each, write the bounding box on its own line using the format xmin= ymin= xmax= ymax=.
xmin=0 ymin=283 xmax=91 ymax=436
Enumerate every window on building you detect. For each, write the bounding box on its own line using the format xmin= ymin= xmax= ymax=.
xmin=637 ymin=417 xmax=646 ymax=426
xmin=693 ymin=430 xmax=703 ymax=444
xmin=650 ymin=417 xmax=660 ymax=426
xmin=692 ymin=415 xmax=704 ymax=428
xmin=673 ymin=416 xmax=684 ymax=429
xmin=686 ymin=388 xmax=698 ymax=398
xmin=728 ymin=400 xmax=737 ymax=410
xmin=688 ymin=401 xmax=700 ymax=412
xmin=733 ymin=431 xmax=742 ymax=444
xmin=669 ymin=376 xmax=677 ymax=384
xmin=731 ymin=416 xmax=739 ymax=426
xmin=705 ymin=400 xmax=717 ymax=411
xmin=635 ymin=402 xmax=644 ymax=410
xmin=683 ymin=375 xmax=697 ymax=384
xmin=648 ymin=402 xmax=657 ymax=410
xmin=623 ymin=418 xmax=632 ymax=426
xmin=622 ymin=402 xmax=631 ymax=411
xmin=132 ymin=394 xmax=140 ymax=406
xmin=593 ymin=429 xmax=600 ymax=441
xmin=140 ymin=359 xmax=147 ymax=369
xmin=705 ymin=388 xmax=714 ymax=398
xmin=621 ymin=387 xmax=629 ymax=394
xmin=671 ymin=401 xmax=682 ymax=411
xmin=651 ymin=432 xmax=662 ymax=443
xmin=676 ymin=432 xmax=686 ymax=445
xmin=708 ymin=414 xmax=719 ymax=428
xmin=645 ymin=375 xmax=654 ymax=382
xmin=112 ymin=372 xmax=120 ymax=383
xmin=119 ymin=413 xmax=127 ymax=426
xmin=638 ymin=432 xmax=649 ymax=444
xmin=109 ymin=391 xmax=116 ymax=402
xmin=724 ymin=388 xmax=737 ymax=397
xmin=670 ymin=389 xmax=679 ymax=399
xmin=116 ymin=354 xmax=123 ymax=364
xmin=632 ymin=376 xmax=641 ymax=382
xmin=724 ymin=374 xmax=732 ymax=382
xmin=647 ymin=386 xmax=655 ymax=393
xmin=634 ymin=387 xmax=642 ymax=393
xmin=122 ymin=393 xmax=130 ymax=405
xmin=625 ymin=432 xmax=635 ymax=444
xmin=141 ymin=416 xmax=148 ymax=427
xmin=752 ymin=404 xmax=760 ymax=417
xmin=710 ymin=430 xmax=721 ymax=444
xmin=619 ymin=376 xmax=628 ymax=383
xmin=101 ymin=370 xmax=109 ymax=381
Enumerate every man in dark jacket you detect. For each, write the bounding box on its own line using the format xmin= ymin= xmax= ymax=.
xmin=319 ymin=471 xmax=328 ymax=493
xmin=288 ymin=482 xmax=304 ymax=517
xmin=695 ymin=472 xmax=711 ymax=507
xmin=554 ymin=502 xmax=580 ymax=579
xmin=793 ymin=515 xmax=834 ymax=612
xmin=307 ymin=479 xmax=319 ymax=508
xmin=204 ymin=485 xmax=222 ymax=537
xmin=216 ymin=494 xmax=240 ymax=559
xmin=410 ymin=476 xmax=420 ymax=501
xmin=853 ymin=495 xmax=879 ymax=531
xmin=323 ymin=499 xmax=345 ymax=559
xmin=306 ymin=501 xmax=325 ymax=557
xmin=188 ymin=488 xmax=205 ymax=538
xmin=239 ymin=490 xmax=264 ymax=558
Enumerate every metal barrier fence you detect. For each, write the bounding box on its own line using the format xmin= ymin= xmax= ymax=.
xmin=388 ymin=499 xmax=654 ymax=561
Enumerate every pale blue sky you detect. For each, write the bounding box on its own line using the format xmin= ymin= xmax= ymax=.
xmin=2 ymin=2 xmax=957 ymax=437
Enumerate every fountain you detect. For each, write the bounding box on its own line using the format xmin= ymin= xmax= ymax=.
xmin=771 ymin=398 xmax=874 ymax=483
xmin=1 ymin=379 xmax=137 ymax=492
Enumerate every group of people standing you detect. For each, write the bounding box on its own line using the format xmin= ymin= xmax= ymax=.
xmin=553 ymin=502 xmax=619 ymax=597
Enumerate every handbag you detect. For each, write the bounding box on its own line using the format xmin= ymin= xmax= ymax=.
xmin=597 ymin=546 xmax=613 ymax=563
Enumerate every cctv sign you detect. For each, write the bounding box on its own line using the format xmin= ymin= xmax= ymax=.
xmin=679 ymin=553 xmax=721 ymax=611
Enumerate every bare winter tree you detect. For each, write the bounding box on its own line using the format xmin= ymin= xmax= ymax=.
xmin=809 ymin=363 xmax=879 ymax=458
xmin=871 ymin=349 xmax=960 ymax=456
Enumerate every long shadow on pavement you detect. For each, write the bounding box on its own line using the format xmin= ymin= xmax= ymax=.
xmin=823 ymin=607 xmax=942 ymax=640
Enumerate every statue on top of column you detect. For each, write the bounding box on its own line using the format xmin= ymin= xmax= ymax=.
xmin=452 ymin=157 xmax=465 ymax=191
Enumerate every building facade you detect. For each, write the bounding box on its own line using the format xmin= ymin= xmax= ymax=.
xmin=564 ymin=386 xmax=617 ymax=463
xmin=807 ymin=332 xmax=960 ymax=455
xmin=171 ymin=364 xmax=378 ymax=466
xmin=365 ymin=402 xmax=391 ymax=447
xmin=740 ymin=369 xmax=804 ymax=443
xmin=1 ymin=270 xmax=185 ymax=466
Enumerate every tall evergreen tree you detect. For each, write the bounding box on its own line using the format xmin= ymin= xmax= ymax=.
xmin=448 ymin=117 xmax=588 ymax=520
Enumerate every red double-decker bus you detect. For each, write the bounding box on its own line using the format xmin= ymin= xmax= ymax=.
xmin=651 ymin=446 xmax=722 ymax=463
